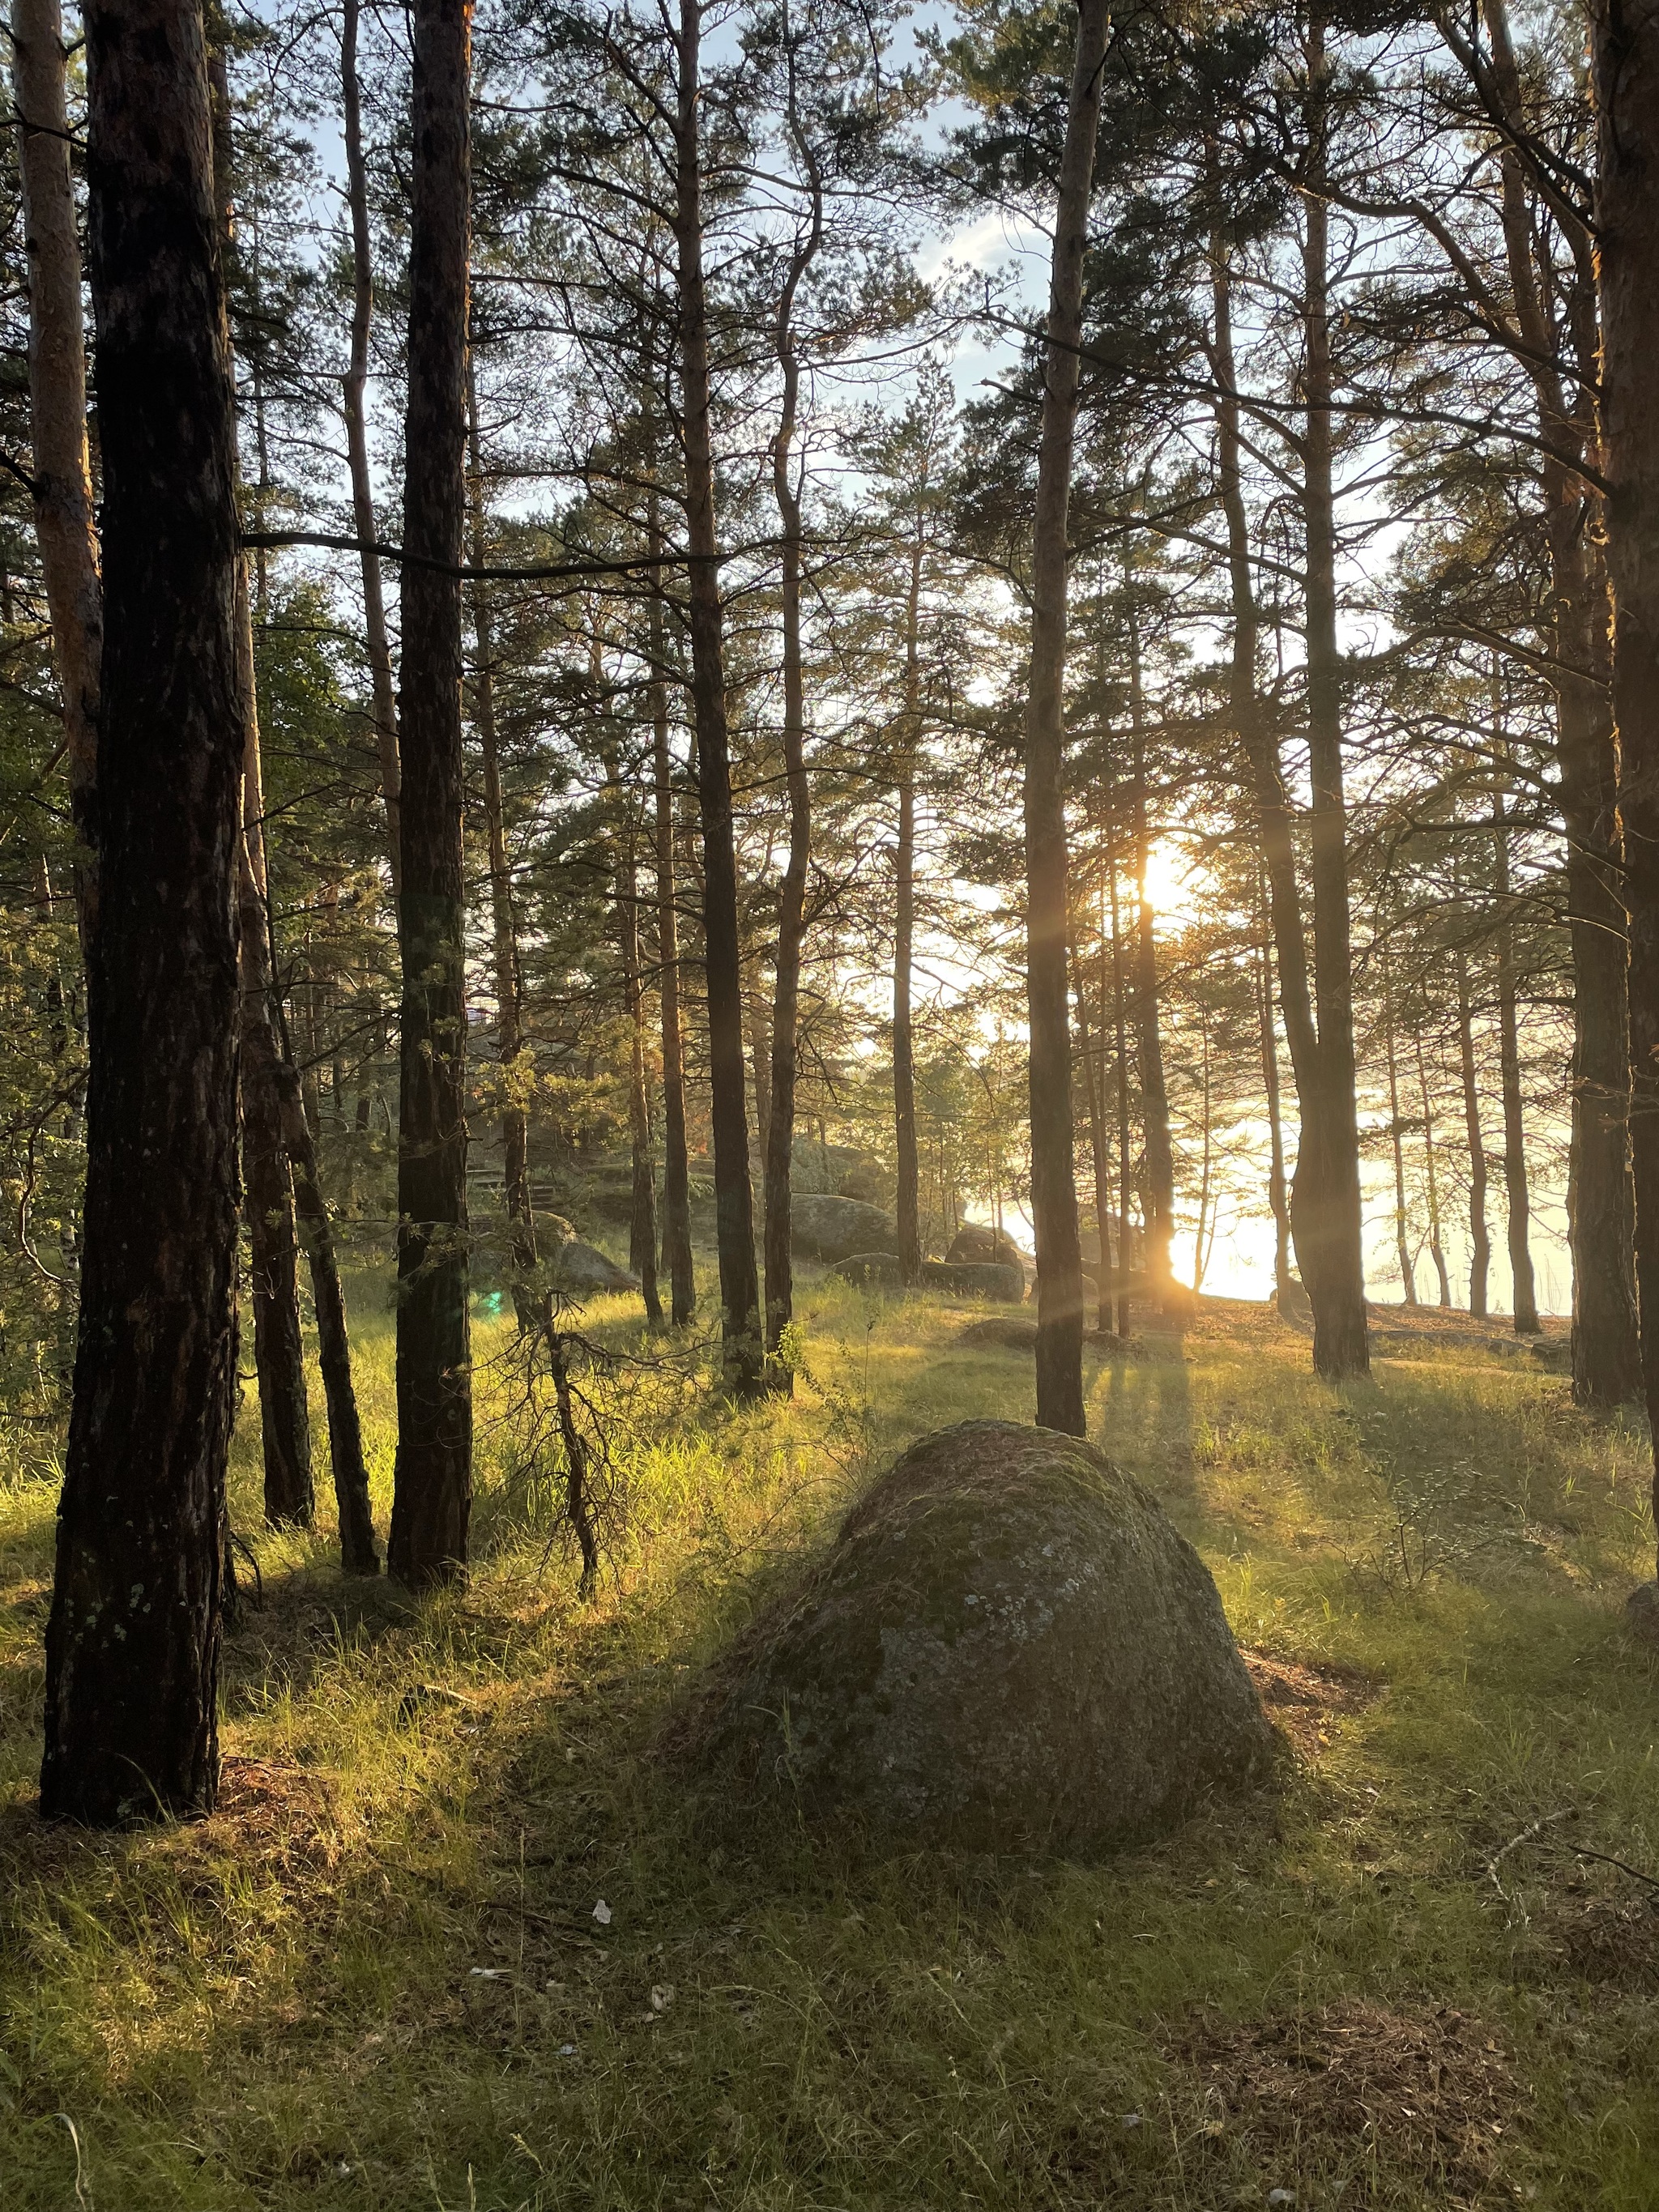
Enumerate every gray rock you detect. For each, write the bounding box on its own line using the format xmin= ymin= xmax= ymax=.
xmin=551 ymin=1238 xmax=640 ymax=1297
xmin=792 ymin=1139 xmax=885 ymax=1202
xmin=923 ymin=1259 xmax=1023 ymax=1303
xmin=945 ymin=1222 xmax=1028 ymax=1286
xmin=672 ymin=1419 xmax=1277 ymax=1853
xmin=831 ymin=1251 xmax=903 ymax=1289
xmin=1627 ymin=1582 xmax=1659 ymax=1648
xmin=791 ymin=1191 xmax=898 ymax=1263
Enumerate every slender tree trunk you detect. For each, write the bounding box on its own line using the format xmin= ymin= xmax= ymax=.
xmin=1129 ymin=641 xmax=1176 ymax=1309
xmin=1255 ymin=884 xmax=1294 ymax=1307
xmin=649 ymin=535 xmax=696 ymax=1324
xmin=342 ymin=0 xmax=400 ymax=887
xmin=1021 ymin=0 xmax=1107 ymax=1433
xmin=1456 ymin=948 xmax=1491 ymax=1319
xmin=388 ymin=0 xmax=472 ymax=1586
xmin=1382 ymin=952 xmax=1418 ymax=1307
xmin=205 ymin=40 xmax=313 ymax=1528
xmin=467 ymin=354 xmax=539 ymax=1333
xmin=618 ymin=789 xmax=662 ymax=1324
xmin=1493 ymin=796 xmax=1540 ymax=1332
xmin=893 ymin=641 xmax=921 ymax=1285
xmin=1485 ymin=0 xmax=1637 ymax=1404
xmin=1295 ymin=11 xmax=1369 ymax=1379
xmin=1590 ymin=0 xmax=1659 ymax=1555
xmin=1414 ymin=1030 xmax=1453 ymax=1307
xmin=1084 ymin=887 xmax=1113 ymax=1334
xmin=1107 ymin=782 xmax=1133 ymax=1340
xmin=42 ymin=0 xmax=243 ymax=1822
xmin=13 ymin=0 xmax=100 ymax=931
xmin=1192 ymin=1012 xmax=1213 ymax=1294
xmin=762 ymin=112 xmax=819 ymax=1362
xmin=672 ymin=0 xmax=761 ymax=1392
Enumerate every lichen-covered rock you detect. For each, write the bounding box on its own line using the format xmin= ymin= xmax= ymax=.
xmin=673 ymin=1419 xmax=1277 ymax=1852
xmin=946 ymin=1222 xmax=1028 ymax=1286
xmin=922 ymin=1258 xmax=1023 ymax=1302
xmin=551 ymin=1238 xmax=639 ymax=1297
xmin=832 ymin=1251 xmax=903 ymax=1289
xmin=792 ymin=1192 xmax=898 ymax=1263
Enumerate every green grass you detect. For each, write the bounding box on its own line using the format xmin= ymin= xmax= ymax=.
xmin=3 ymin=1278 xmax=1659 ymax=2208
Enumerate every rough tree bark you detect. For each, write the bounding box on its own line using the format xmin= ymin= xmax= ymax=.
xmin=388 ymin=0 xmax=472 ymax=1585
xmin=893 ymin=563 xmax=922 ymax=1289
xmin=1023 ymin=0 xmax=1109 ymax=1435
xmin=1589 ymin=0 xmax=1659 ymax=1564
xmin=12 ymin=0 xmax=100 ymax=932
xmin=342 ymin=0 xmax=400 ymax=887
xmin=41 ymin=0 xmax=244 ymax=1822
xmin=672 ymin=0 xmax=762 ymax=1392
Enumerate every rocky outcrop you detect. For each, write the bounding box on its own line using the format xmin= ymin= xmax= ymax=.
xmin=673 ymin=1419 xmax=1277 ymax=1852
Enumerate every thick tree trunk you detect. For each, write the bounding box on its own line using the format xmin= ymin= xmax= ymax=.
xmin=673 ymin=0 xmax=761 ymax=1392
xmin=1493 ymin=799 xmax=1540 ymax=1332
xmin=1295 ymin=12 xmax=1369 ymax=1380
xmin=1023 ymin=0 xmax=1107 ymax=1433
xmin=1456 ymin=947 xmax=1491 ymax=1319
xmin=388 ymin=0 xmax=472 ymax=1586
xmin=42 ymin=0 xmax=244 ymax=1822
xmin=1589 ymin=0 xmax=1659 ymax=1556
xmin=13 ymin=0 xmax=100 ymax=930
xmin=1483 ymin=0 xmax=1637 ymax=1403
xmin=649 ymin=549 xmax=696 ymax=1325
xmin=342 ymin=0 xmax=400 ymax=888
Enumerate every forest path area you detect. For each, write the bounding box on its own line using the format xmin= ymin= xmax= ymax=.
xmin=2 ymin=1281 xmax=1657 ymax=2210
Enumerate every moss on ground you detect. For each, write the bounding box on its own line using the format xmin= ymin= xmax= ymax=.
xmin=1 ymin=1279 xmax=1657 ymax=2209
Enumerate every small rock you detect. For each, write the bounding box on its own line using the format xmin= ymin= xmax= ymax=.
xmin=593 ymin=1899 xmax=613 ymax=1925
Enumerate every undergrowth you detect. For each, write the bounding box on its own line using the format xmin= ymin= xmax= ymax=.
xmin=2 ymin=1278 xmax=1658 ymax=2209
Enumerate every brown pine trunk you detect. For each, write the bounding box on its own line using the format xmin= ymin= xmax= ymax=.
xmin=672 ymin=0 xmax=761 ymax=1392
xmin=1257 ymin=913 xmax=1294 ymax=1307
xmin=1590 ymin=0 xmax=1659 ymax=1557
xmin=342 ymin=0 xmax=400 ymax=887
xmin=893 ymin=637 xmax=921 ymax=1286
xmin=1382 ymin=951 xmax=1418 ymax=1308
xmin=1484 ymin=0 xmax=1637 ymax=1402
xmin=1456 ymin=948 xmax=1491 ymax=1319
xmin=618 ymin=789 xmax=662 ymax=1323
xmin=1129 ymin=650 xmax=1175 ymax=1309
xmin=1083 ymin=885 xmax=1113 ymax=1335
xmin=13 ymin=0 xmax=100 ymax=931
xmin=42 ymin=0 xmax=243 ymax=1822
xmin=648 ymin=535 xmax=696 ymax=1324
xmin=1294 ymin=11 xmax=1370 ymax=1380
xmin=1022 ymin=0 xmax=1107 ymax=1434
xmin=388 ymin=0 xmax=472 ymax=1586
xmin=761 ymin=126 xmax=819 ymax=1366
xmin=1106 ymin=781 xmax=1134 ymax=1340
xmin=1414 ymin=1031 xmax=1453 ymax=1307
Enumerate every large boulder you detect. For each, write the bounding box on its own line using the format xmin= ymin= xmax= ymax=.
xmin=946 ymin=1222 xmax=1028 ymax=1288
xmin=832 ymin=1251 xmax=903 ymax=1289
xmin=793 ymin=1138 xmax=885 ymax=1203
xmin=922 ymin=1259 xmax=1023 ymax=1302
xmin=551 ymin=1238 xmax=640 ymax=1297
xmin=791 ymin=1191 xmax=898 ymax=1264
xmin=673 ymin=1420 xmax=1277 ymax=1852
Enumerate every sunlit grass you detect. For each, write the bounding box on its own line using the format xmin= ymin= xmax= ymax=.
xmin=2 ymin=1277 xmax=1657 ymax=2207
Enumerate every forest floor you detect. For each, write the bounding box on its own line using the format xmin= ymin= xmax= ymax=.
xmin=2 ymin=1274 xmax=1659 ymax=2210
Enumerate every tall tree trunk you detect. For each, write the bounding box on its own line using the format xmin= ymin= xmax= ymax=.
xmin=1483 ymin=0 xmax=1637 ymax=1403
xmin=1106 ymin=774 xmax=1134 ymax=1340
xmin=206 ymin=40 xmax=313 ymax=1528
xmin=1382 ymin=951 xmax=1418 ymax=1307
xmin=1493 ymin=796 xmax=1540 ymax=1332
xmin=648 ymin=533 xmax=696 ymax=1325
xmin=1085 ymin=880 xmax=1114 ymax=1334
xmin=1589 ymin=0 xmax=1659 ymax=1558
xmin=1414 ymin=1031 xmax=1453 ymax=1307
xmin=761 ymin=94 xmax=820 ymax=1364
xmin=1129 ymin=635 xmax=1175 ymax=1309
xmin=42 ymin=0 xmax=243 ymax=1822
xmin=1192 ymin=1012 xmax=1213 ymax=1294
xmin=342 ymin=0 xmax=400 ymax=888
xmin=893 ymin=611 xmax=921 ymax=1286
xmin=672 ymin=0 xmax=761 ymax=1394
xmin=618 ymin=785 xmax=662 ymax=1324
xmin=13 ymin=0 xmax=100 ymax=931
xmin=1295 ymin=7 xmax=1369 ymax=1379
xmin=1456 ymin=947 xmax=1491 ymax=1319
xmin=467 ymin=354 xmax=538 ymax=1331
xmin=388 ymin=0 xmax=472 ymax=1587
xmin=1023 ymin=0 xmax=1107 ymax=1433
xmin=1256 ymin=911 xmax=1294 ymax=1308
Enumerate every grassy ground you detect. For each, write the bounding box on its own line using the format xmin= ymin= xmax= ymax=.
xmin=3 ymin=1275 xmax=1659 ymax=2210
